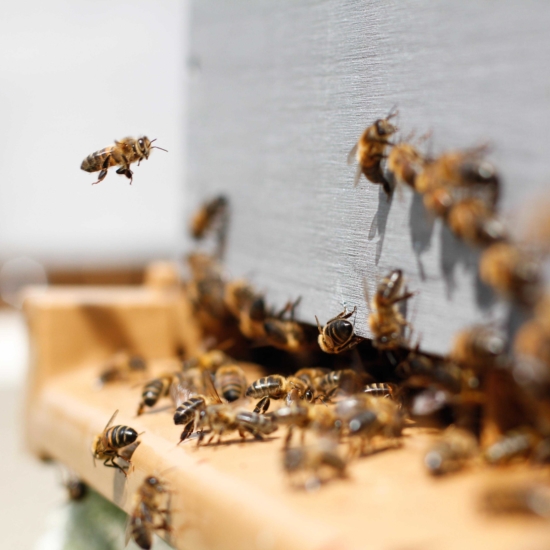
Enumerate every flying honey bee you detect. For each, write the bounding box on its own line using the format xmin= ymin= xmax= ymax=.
xmin=424 ymin=426 xmax=478 ymax=476
xmin=450 ymin=325 xmax=507 ymax=373
xmin=91 ymin=410 xmax=139 ymax=476
xmin=283 ymin=437 xmax=347 ymax=489
xmin=97 ymin=351 xmax=147 ymax=387
xmin=386 ymin=141 xmax=426 ymax=190
xmin=81 ymin=136 xmax=167 ymax=185
xmin=366 ymin=270 xmax=415 ymax=350
xmin=190 ymin=195 xmax=228 ymax=240
xmin=348 ymin=108 xmax=398 ymax=196
xmin=137 ymin=373 xmax=177 ymax=416
xmin=479 ymin=242 xmax=542 ymax=306
xmin=214 ymin=365 xmax=248 ymax=402
xmin=315 ymin=306 xmax=364 ymax=354
xmin=126 ymin=475 xmax=171 ymax=550
xmin=446 ymin=197 xmax=507 ymax=247
xmin=245 ymin=374 xmax=314 ymax=414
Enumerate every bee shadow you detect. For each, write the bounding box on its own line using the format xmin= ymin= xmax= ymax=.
xmin=368 ymin=186 xmax=394 ymax=265
xmin=408 ymin=192 xmax=435 ymax=281
xmin=198 ymin=434 xmax=279 ymax=448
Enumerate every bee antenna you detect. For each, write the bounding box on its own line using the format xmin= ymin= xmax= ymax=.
xmin=152 ymin=146 xmax=169 ymax=152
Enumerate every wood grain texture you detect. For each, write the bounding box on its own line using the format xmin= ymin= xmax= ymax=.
xmin=185 ymin=0 xmax=550 ymax=355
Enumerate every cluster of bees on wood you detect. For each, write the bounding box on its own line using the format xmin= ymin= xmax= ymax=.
xmin=71 ymin=117 xmax=550 ymax=548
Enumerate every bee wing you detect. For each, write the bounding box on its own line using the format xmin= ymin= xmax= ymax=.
xmin=170 ymin=373 xmax=198 ymax=407
xmin=103 ymin=409 xmax=119 ymax=432
xmin=347 ymin=142 xmax=358 ymax=166
xmin=202 ymin=370 xmax=223 ymax=404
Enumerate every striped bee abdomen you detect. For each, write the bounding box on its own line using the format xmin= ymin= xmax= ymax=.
xmin=106 ymin=425 xmax=138 ymax=449
xmin=173 ymin=396 xmax=206 ymax=425
xmin=245 ymin=375 xmax=285 ymax=399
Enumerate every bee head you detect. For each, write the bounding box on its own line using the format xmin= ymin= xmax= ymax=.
xmin=136 ymin=136 xmax=151 ymax=159
xmin=375 ymin=118 xmax=397 ymax=138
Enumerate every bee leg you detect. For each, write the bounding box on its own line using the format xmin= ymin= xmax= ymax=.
xmin=196 ymin=430 xmax=205 ymax=447
xmin=284 ymin=427 xmax=293 ymax=449
xmin=91 ymin=169 xmax=109 ymax=185
xmin=178 ymin=421 xmax=194 ymax=444
xmin=103 ymin=457 xmax=127 ymax=477
xmin=238 ymin=429 xmax=247 ymax=441
xmin=254 ymin=396 xmax=270 ymax=414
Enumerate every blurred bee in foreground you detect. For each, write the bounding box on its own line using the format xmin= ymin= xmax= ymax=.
xmin=481 ymin=483 xmax=550 ymax=518
xmin=479 ymin=242 xmax=542 ymax=306
xmin=246 ymin=374 xmax=314 ymax=414
xmin=450 ymin=325 xmax=507 ymax=373
xmin=58 ymin=465 xmax=88 ymax=501
xmin=367 ymin=270 xmax=415 ymax=351
xmin=126 ymin=474 xmax=171 ymax=550
xmin=424 ymin=426 xmax=478 ymax=476
xmin=484 ymin=428 xmax=539 ymax=465
xmin=91 ymin=410 xmax=139 ymax=476
xmin=348 ymin=108 xmax=398 ymax=196
xmin=97 ymin=351 xmax=147 ymax=387
xmin=283 ymin=438 xmax=347 ymax=490
xmin=316 ymin=306 xmax=364 ymax=354
xmin=81 ymin=136 xmax=167 ymax=185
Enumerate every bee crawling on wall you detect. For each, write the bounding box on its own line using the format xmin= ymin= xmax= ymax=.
xmin=81 ymin=136 xmax=167 ymax=185
xmin=91 ymin=410 xmax=140 ymax=477
xmin=366 ymin=269 xmax=415 ymax=351
xmin=190 ymin=195 xmax=229 ymax=240
xmin=315 ymin=306 xmax=364 ymax=354
xmin=386 ymin=133 xmax=429 ymax=191
xmin=348 ymin=107 xmax=398 ymax=197
xmin=224 ymin=279 xmax=268 ymax=340
xmin=126 ymin=474 xmax=172 ymax=549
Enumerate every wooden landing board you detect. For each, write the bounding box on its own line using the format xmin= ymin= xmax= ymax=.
xmin=26 ymin=363 xmax=550 ymax=550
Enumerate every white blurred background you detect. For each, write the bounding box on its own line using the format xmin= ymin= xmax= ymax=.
xmin=0 ymin=2 xmax=189 ymax=547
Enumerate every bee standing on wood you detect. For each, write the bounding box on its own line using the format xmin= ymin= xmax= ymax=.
xmin=81 ymin=136 xmax=167 ymax=185
xmin=348 ymin=108 xmax=398 ymax=196
xmin=91 ymin=410 xmax=139 ymax=476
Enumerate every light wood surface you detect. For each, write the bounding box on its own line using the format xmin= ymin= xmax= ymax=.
xmin=23 ymin=287 xmax=550 ymax=550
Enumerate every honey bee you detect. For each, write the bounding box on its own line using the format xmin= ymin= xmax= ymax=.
xmin=415 ymin=148 xmax=499 ymax=207
xmin=197 ymin=405 xmax=278 ymax=446
xmin=224 ymin=279 xmax=267 ymax=340
xmin=271 ymin=402 xmax=340 ymax=448
xmin=214 ymin=365 xmax=248 ymax=402
xmin=316 ymin=369 xmax=368 ymax=400
xmin=59 ymin=466 xmax=88 ymax=501
xmin=484 ymin=428 xmax=538 ymax=465
xmin=481 ymin=482 xmax=550 ymax=517
xmin=446 ymin=197 xmax=508 ymax=247
xmin=294 ymin=368 xmax=330 ymax=392
xmin=137 ymin=373 xmax=178 ymax=416
xmin=81 ymin=136 xmax=167 ymax=185
xmin=423 ymin=426 xmax=478 ymax=476
xmin=315 ymin=306 xmax=364 ymax=354
xmin=91 ymin=410 xmax=139 ymax=476
xmin=263 ymin=298 xmax=310 ymax=353
xmin=363 ymin=382 xmax=398 ymax=400
xmin=283 ymin=437 xmax=347 ymax=488
xmin=348 ymin=108 xmax=398 ymax=196
xmin=367 ymin=270 xmax=415 ymax=350
xmin=186 ymin=252 xmax=229 ymax=321
xmin=514 ymin=319 xmax=550 ymax=388
xmin=450 ymin=325 xmax=507 ymax=373
xmin=479 ymin=242 xmax=542 ymax=306
xmin=97 ymin=351 xmax=147 ymax=387
xmin=386 ymin=141 xmax=426 ymax=190
xmin=336 ymin=395 xmax=403 ymax=456
xmin=245 ymin=374 xmax=314 ymax=414
xmin=190 ymin=195 xmax=228 ymax=240
xmin=126 ymin=475 xmax=171 ymax=549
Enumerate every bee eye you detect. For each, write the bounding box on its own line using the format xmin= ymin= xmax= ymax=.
xmin=305 ymin=390 xmax=313 ymax=401
xmin=138 ymin=139 xmax=144 ymax=147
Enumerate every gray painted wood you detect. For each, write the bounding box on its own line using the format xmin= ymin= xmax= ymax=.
xmin=185 ymin=0 xmax=550 ymax=355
